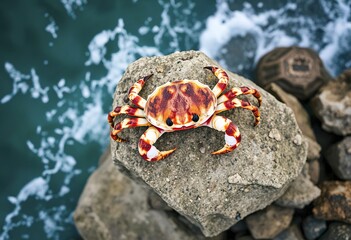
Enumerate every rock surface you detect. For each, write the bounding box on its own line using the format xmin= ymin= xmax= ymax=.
xmin=319 ymin=222 xmax=351 ymax=240
xmin=310 ymin=69 xmax=351 ymax=136
xmin=111 ymin=51 xmax=307 ymax=236
xmin=313 ymin=181 xmax=351 ymax=223
xmin=245 ymin=205 xmax=294 ymax=239
xmin=265 ymin=83 xmax=321 ymax=162
xmin=325 ymin=137 xmax=351 ymax=180
xmin=302 ymin=216 xmax=327 ymax=240
xmin=275 ymin=164 xmax=321 ymax=209
xmin=256 ymin=47 xmax=331 ymax=100
xmin=74 ymin=149 xmax=208 ymax=240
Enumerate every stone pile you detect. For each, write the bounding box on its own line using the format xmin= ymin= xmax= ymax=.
xmin=74 ymin=50 xmax=351 ymax=239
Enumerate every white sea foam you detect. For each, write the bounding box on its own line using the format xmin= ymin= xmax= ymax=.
xmin=60 ymin=0 xmax=87 ymax=18
xmin=200 ymin=0 xmax=351 ymax=76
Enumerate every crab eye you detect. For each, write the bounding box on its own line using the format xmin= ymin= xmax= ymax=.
xmin=192 ymin=114 xmax=199 ymax=122
xmin=166 ymin=117 xmax=173 ymax=126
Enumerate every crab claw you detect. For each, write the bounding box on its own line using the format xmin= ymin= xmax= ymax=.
xmin=139 ymin=126 xmax=176 ymax=162
xmin=208 ymin=115 xmax=241 ymax=155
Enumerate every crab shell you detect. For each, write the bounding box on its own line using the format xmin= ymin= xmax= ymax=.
xmin=144 ymin=80 xmax=217 ymax=131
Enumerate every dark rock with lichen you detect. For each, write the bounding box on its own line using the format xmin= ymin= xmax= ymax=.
xmin=110 ymin=51 xmax=307 ymax=236
xmin=313 ymin=181 xmax=351 ymax=223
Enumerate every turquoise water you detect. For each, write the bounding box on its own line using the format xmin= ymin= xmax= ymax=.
xmin=0 ymin=0 xmax=350 ymax=239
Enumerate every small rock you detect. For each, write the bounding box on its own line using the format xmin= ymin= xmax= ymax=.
xmin=273 ymin=224 xmax=305 ymax=240
xmin=310 ymin=69 xmax=351 ymax=136
xmin=256 ymin=47 xmax=331 ymax=100
xmin=308 ymin=159 xmax=320 ymax=184
xmin=228 ymin=173 xmax=250 ymax=185
xmin=275 ymin=164 xmax=321 ymax=209
xmin=269 ymin=128 xmax=282 ymax=141
xmin=302 ymin=216 xmax=327 ymax=240
xmin=245 ymin=205 xmax=294 ymax=239
xmin=199 ymin=147 xmax=206 ymax=154
xmin=74 ymin=149 xmax=207 ymax=240
xmin=111 ymin=51 xmax=307 ymax=236
xmin=319 ymin=222 xmax=351 ymax=240
xmin=313 ymin=181 xmax=351 ymax=223
xmin=306 ymin=137 xmax=321 ymax=162
xmin=293 ymin=134 xmax=302 ymax=145
xmin=325 ymin=136 xmax=351 ymax=180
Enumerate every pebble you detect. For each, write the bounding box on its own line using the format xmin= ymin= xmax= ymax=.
xmin=269 ymin=129 xmax=282 ymax=141
xmin=246 ymin=205 xmax=294 ymax=239
xmin=302 ymin=216 xmax=327 ymax=240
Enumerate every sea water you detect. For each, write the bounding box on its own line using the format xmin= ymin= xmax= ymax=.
xmin=0 ymin=0 xmax=350 ymax=239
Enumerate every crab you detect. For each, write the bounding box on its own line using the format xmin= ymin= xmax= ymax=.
xmin=108 ymin=66 xmax=262 ymax=162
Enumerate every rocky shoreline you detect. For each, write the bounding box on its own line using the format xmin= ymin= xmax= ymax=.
xmin=74 ymin=50 xmax=351 ymax=239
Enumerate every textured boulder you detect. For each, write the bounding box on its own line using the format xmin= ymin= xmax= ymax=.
xmin=111 ymin=51 xmax=307 ymax=236
xmin=325 ymin=137 xmax=351 ymax=180
xmin=313 ymin=181 xmax=351 ymax=223
xmin=245 ymin=205 xmax=294 ymax=239
xmin=310 ymin=69 xmax=351 ymax=136
xmin=74 ymin=149 xmax=207 ymax=240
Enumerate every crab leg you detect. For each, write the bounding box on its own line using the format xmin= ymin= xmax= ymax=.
xmin=108 ymin=105 xmax=146 ymax=128
xmin=204 ymin=66 xmax=228 ymax=97
xmin=216 ymin=98 xmax=261 ymax=126
xmin=111 ymin=118 xmax=151 ymax=142
xmin=206 ymin=115 xmax=241 ymax=155
xmin=128 ymin=74 xmax=153 ymax=109
xmin=218 ymin=86 xmax=262 ymax=107
xmin=138 ymin=127 xmax=176 ymax=162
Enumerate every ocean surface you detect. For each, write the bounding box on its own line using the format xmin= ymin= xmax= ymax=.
xmin=0 ymin=0 xmax=350 ymax=239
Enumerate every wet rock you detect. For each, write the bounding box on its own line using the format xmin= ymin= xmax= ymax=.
xmin=245 ymin=205 xmax=294 ymax=239
xmin=319 ymin=222 xmax=351 ymax=240
xmin=325 ymin=137 xmax=351 ymax=180
xmin=301 ymin=216 xmax=327 ymax=240
xmin=273 ymin=225 xmax=305 ymax=240
xmin=310 ymin=69 xmax=351 ymax=136
xmin=74 ymin=149 xmax=206 ymax=240
xmin=256 ymin=47 xmax=331 ymax=100
xmin=275 ymin=164 xmax=321 ymax=209
xmin=111 ymin=51 xmax=307 ymax=236
xmin=313 ymin=181 xmax=351 ymax=223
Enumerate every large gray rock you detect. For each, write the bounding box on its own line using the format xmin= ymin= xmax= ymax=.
xmin=74 ymin=149 xmax=208 ymax=240
xmin=111 ymin=51 xmax=307 ymax=236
